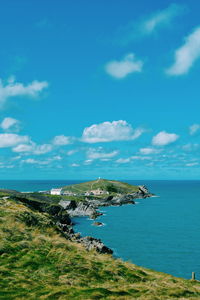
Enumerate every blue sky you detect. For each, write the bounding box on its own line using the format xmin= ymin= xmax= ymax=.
xmin=1 ymin=0 xmax=200 ymax=179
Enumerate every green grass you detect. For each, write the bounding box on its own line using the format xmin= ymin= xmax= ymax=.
xmin=62 ymin=179 xmax=140 ymax=194
xmin=1 ymin=197 xmax=200 ymax=299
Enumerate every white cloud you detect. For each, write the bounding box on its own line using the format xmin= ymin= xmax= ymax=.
xmin=22 ymin=155 xmax=62 ymax=165
xmin=166 ymin=27 xmax=200 ymax=75
xmin=0 ymin=77 xmax=48 ymax=106
xmin=140 ymin=147 xmax=162 ymax=155
xmin=12 ymin=142 xmax=52 ymax=155
xmin=82 ymin=120 xmax=145 ymax=143
xmin=52 ymin=155 xmax=62 ymax=161
xmin=12 ymin=144 xmax=33 ymax=153
xmin=32 ymin=144 xmax=53 ymax=154
xmin=186 ymin=162 xmax=199 ymax=167
xmin=0 ymin=164 xmax=14 ymax=169
xmin=131 ymin=155 xmax=152 ymax=160
xmin=1 ymin=117 xmax=21 ymax=132
xmin=152 ymin=131 xmax=179 ymax=146
xmin=117 ymin=4 xmax=186 ymax=45
xmin=13 ymin=135 xmax=72 ymax=155
xmin=11 ymin=155 xmax=21 ymax=161
xmin=87 ymin=147 xmax=119 ymax=160
xmin=71 ymin=163 xmax=80 ymax=167
xmin=141 ymin=4 xmax=185 ymax=35
xmin=105 ymin=53 xmax=143 ymax=79
xmin=182 ymin=143 xmax=199 ymax=152
xmin=116 ymin=158 xmax=131 ymax=164
xmin=0 ymin=133 xmax=29 ymax=148
xmin=189 ymin=124 xmax=200 ymax=135
xmin=67 ymin=149 xmax=78 ymax=156
xmin=22 ymin=158 xmax=49 ymax=165
xmin=52 ymin=135 xmax=72 ymax=146
xmin=116 ymin=155 xmax=151 ymax=164
xmin=84 ymin=159 xmax=93 ymax=165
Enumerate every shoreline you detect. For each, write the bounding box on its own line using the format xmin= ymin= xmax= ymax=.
xmin=59 ymin=188 xmax=153 ymax=254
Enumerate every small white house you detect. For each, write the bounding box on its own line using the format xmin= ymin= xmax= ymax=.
xmin=50 ymin=188 xmax=62 ymax=195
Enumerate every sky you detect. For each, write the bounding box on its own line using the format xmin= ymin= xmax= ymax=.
xmin=1 ymin=0 xmax=200 ymax=180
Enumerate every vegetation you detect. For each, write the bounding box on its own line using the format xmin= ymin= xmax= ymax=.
xmin=62 ymin=179 xmax=140 ymax=194
xmin=1 ymin=196 xmax=200 ymax=299
xmin=11 ymin=192 xmax=85 ymax=205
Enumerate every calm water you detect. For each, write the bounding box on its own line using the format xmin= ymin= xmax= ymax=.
xmin=1 ymin=179 xmax=200 ymax=279
xmin=73 ymin=180 xmax=200 ymax=280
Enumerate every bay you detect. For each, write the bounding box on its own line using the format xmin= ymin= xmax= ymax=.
xmin=73 ymin=180 xmax=200 ymax=279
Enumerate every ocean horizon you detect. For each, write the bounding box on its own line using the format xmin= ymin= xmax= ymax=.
xmin=0 ymin=179 xmax=199 ymax=192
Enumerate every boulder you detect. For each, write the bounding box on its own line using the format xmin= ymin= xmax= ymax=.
xmin=93 ymin=222 xmax=103 ymax=226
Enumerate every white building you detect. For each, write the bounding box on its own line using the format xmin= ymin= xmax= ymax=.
xmin=50 ymin=188 xmax=62 ymax=195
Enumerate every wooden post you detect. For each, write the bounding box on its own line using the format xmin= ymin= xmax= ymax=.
xmin=192 ymin=272 xmax=195 ymax=280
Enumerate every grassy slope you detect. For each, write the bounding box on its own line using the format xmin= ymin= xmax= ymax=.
xmin=1 ymin=197 xmax=200 ymax=299
xmin=62 ymin=179 xmax=140 ymax=194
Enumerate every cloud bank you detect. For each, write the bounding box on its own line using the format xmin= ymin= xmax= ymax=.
xmin=0 ymin=133 xmax=29 ymax=148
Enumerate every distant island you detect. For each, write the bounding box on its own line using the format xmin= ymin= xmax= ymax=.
xmin=1 ymin=179 xmax=200 ymax=299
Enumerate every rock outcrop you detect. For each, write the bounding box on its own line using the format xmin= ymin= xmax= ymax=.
xmin=79 ymin=236 xmax=113 ymax=254
xmin=59 ymin=185 xmax=152 ymax=219
xmin=59 ymin=200 xmax=102 ymax=219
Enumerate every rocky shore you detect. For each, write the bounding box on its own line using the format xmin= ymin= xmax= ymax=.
xmin=10 ymin=184 xmax=152 ymax=255
xmin=57 ymin=185 xmax=152 ymax=254
xmin=59 ymin=185 xmax=152 ymax=219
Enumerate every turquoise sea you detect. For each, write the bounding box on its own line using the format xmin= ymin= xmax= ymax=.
xmin=1 ymin=180 xmax=200 ymax=280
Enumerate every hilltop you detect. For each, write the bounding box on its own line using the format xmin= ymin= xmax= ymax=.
xmin=1 ymin=195 xmax=200 ymax=299
xmin=62 ymin=178 xmax=140 ymax=194
xmin=59 ymin=179 xmax=151 ymax=219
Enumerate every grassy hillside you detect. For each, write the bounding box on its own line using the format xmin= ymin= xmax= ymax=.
xmin=62 ymin=179 xmax=140 ymax=194
xmin=1 ymin=196 xmax=200 ymax=299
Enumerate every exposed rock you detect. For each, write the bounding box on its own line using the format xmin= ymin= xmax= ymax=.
xmin=59 ymin=187 xmax=152 ymax=220
xmin=138 ymin=185 xmax=150 ymax=196
xmin=79 ymin=236 xmax=113 ymax=254
xmin=59 ymin=200 xmax=77 ymax=210
xmin=93 ymin=222 xmax=103 ymax=226
xmin=59 ymin=200 xmax=102 ymax=219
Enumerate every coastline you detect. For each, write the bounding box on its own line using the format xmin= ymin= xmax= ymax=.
xmin=57 ymin=187 xmax=153 ymax=254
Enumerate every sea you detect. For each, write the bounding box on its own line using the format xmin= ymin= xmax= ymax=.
xmin=1 ymin=179 xmax=200 ymax=280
